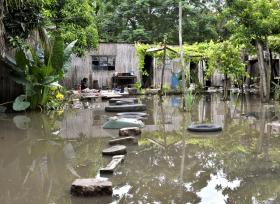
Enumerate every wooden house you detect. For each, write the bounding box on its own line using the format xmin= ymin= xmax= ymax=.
xmin=63 ymin=43 xmax=280 ymax=90
xmin=63 ymin=43 xmax=141 ymax=90
xmin=64 ymin=43 xmax=216 ymax=90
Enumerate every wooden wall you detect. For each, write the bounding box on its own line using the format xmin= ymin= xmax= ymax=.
xmin=0 ymin=61 xmax=23 ymax=103
xmin=63 ymin=43 xmax=140 ymax=89
xmin=153 ymin=58 xmax=181 ymax=88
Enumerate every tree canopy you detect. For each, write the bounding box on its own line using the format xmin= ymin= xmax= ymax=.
xmin=2 ymin=0 xmax=98 ymax=56
xmin=44 ymin=0 xmax=98 ymax=56
xmin=96 ymin=0 xmax=223 ymax=44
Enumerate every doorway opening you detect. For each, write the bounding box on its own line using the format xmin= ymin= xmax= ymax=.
xmin=142 ymin=55 xmax=153 ymax=88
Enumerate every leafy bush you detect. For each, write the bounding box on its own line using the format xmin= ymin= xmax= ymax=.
xmin=8 ymin=33 xmax=76 ymax=111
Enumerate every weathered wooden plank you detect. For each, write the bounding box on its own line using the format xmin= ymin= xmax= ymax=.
xmin=99 ymin=155 xmax=125 ymax=174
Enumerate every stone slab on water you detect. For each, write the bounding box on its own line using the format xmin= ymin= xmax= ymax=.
xmin=102 ymin=145 xmax=127 ymax=155
xmin=108 ymin=136 xmax=137 ymax=145
xmin=71 ymin=178 xmax=112 ymax=196
xmin=109 ymin=98 xmax=138 ymax=104
xmin=119 ymin=127 xmax=141 ymax=137
xmin=100 ymin=155 xmax=125 ymax=174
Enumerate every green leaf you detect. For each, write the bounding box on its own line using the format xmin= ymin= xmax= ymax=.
xmin=26 ymin=83 xmax=36 ymax=96
xmin=15 ymin=49 xmax=29 ymax=70
xmin=62 ymin=40 xmax=77 ymax=72
xmin=10 ymin=75 xmax=28 ymax=85
xmin=13 ymin=95 xmax=31 ymax=111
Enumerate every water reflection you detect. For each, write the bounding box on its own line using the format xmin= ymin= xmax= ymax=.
xmin=1 ymin=94 xmax=280 ymax=203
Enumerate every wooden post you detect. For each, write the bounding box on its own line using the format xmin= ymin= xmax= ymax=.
xmin=160 ymin=42 xmax=167 ymax=95
xmin=179 ymin=1 xmax=186 ymax=110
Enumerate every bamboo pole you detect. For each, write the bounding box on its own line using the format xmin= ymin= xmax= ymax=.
xmin=160 ymin=41 xmax=167 ymax=95
xmin=179 ymin=1 xmax=186 ymax=110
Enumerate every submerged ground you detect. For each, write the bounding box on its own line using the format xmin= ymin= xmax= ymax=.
xmin=0 ymin=94 xmax=280 ymax=204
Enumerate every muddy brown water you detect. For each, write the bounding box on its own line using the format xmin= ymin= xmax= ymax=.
xmin=1 ymin=94 xmax=280 ymax=204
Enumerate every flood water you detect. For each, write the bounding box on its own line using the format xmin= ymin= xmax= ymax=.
xmin=1 ymin=94 xmax=280 ymax=204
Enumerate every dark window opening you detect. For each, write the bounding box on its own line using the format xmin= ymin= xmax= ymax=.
xmin=142 ymin=55 xmax=153 ymax=88
xmin=92 ymin=55 xmax=116 ymax=71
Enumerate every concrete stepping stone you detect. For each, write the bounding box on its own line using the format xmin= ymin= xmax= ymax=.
xmin=71 ymin=178 xmax=112 ymax=196
xmin=119 ymin=127 xmax=141 ymax=137
xmin=108 ymin=137 xmax=137 ymax=145
xmin=102 ymin=145 xmax=127 ymax=155
xmin=109 ymin=98 xmax=138 ymax=104
xmin=100 ymin=155 xmax=125 ymax=174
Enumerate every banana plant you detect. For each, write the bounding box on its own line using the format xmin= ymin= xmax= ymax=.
xmin=8 ymin=32 xmax=77 ymax=111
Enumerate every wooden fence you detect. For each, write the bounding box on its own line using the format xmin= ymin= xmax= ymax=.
xmin=0 ymin=61 xmax=23 ymax=103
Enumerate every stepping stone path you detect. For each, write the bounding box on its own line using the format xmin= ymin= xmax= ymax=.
xmin=109 ymin=136 xmax=137 ymax=145
xmin=71 ymin=178 xmax=112 ymax=196
xmin=102 ymin=145 xmax=127 ymax=155
xmin=119 ymin=127 xmax=142 ymax=137
xmin=100 ymin=155 xmax=125 ymax=174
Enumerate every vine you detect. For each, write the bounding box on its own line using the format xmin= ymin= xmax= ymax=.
xmin=135 ymin=41 xmax=211 ymax=73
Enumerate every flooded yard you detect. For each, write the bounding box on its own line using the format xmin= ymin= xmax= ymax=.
xmin=1 ymin=94 xmax=280 ymax=204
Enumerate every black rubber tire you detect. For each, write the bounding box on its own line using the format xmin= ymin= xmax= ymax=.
xmin=187 ymin=124 xmax=222 ymax=132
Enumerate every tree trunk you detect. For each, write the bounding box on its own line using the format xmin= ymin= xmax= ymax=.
xmin=0 ymin=0 xmax=5 ymax=58
xmin=256 ymin=40 xmax=271 ymax=102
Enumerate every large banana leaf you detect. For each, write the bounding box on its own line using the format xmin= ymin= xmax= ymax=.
xmin=39 ymin=86 xmax=50 ymax=105
xmin=30 ymin=65 xmax=53 ymax=81
xmin=10 ymin=75 xmax=29 ymax=85
xmin=37 ymin=27 xmax=51 ymax=64
xmin=15 ymin=49 xmax=30 ymax=70
xmin=62 ymin=40 xmax=77 ymax=72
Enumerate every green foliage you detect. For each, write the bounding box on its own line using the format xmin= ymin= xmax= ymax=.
xmin=46 ymin=83 xmax=66 ymax=110
xmin=225 ymin=0 xmax=280 ymax=45
xmin=9 ymin=34 xmax=76 ymax=111
xmin=269 ymin=35 xmax=280 ymax=54
xmin=185 ymin=91 xmax=193 ymax=112
xmin=97 ymin=0 xmax=221 ymax=44
xmin=272 ymin=81 xmax=280 ymax=101
xmin=162 ymin=84 xmax=171 ymax=94
xmin=133 ymin=81 xmax=142 ymax=91
xmin=13 ymin=95 xmax=30 ymax=111
xmin=135 ymin=42 xmax=211 ymax=73
xmin=206 ymin=40 xmax=247 ymax=82
xmin=2 ymin=0 xmax=98 ymax=56
xmin=3 ymin=0 xmax=44 ymax=41
xmin=43 ymin=0 xmax=99 ymax=56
